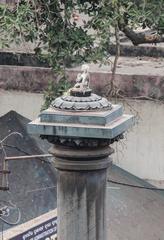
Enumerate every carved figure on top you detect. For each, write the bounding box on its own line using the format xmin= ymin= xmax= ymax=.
xmin=68 ymin=64 xmax=92 ymax=97
xmin=74 ymin=64 xmax=90 ymax=91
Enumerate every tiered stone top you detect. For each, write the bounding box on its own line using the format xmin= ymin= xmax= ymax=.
xmin=51 ymin=88 xmax=112 ymax=111
xmin=28 ymin=64 xmax=134 ymax=141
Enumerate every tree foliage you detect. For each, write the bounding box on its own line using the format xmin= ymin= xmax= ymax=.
xmin=1 ymin=0 xmax=163 ymax=64
xmin=0 ymin=0 xmax=163 ymax=102
xmin=0 ymin=1 xmax=96 ymax=69
xmin=83 ymin=0 xmax=164 ymax=45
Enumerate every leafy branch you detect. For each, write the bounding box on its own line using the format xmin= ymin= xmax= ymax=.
xmin=0 ymin=0 xmax=163 ymax=100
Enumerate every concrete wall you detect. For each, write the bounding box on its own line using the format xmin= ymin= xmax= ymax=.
xmin=0 ymin=90 xmax=164 ymax=187
xmin=0 ymin=90 xmax=43 ymax=120
xmin=0 ymin=63 xmax=164 ymax=100
xmin=112 ymin=99 xmax=164 ymax=187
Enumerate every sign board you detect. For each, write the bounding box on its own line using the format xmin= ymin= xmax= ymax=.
xmin=3 ymin=209 xmax=57 ymax=240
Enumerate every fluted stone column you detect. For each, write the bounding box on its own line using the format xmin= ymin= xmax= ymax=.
xmin=50 ymin=145 xmax=113 ymax=240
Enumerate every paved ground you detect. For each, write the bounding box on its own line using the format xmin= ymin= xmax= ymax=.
xmin=72 ymin=56 xmax=164 ymax=76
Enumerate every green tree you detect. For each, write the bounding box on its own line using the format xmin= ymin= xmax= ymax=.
xmin=0 ymin=0 xmax=163 ymax=100
xmin=81 ymin=0 xmax=164 ymax=94
xmin=0 ymin=0 xmax=99 ymax=107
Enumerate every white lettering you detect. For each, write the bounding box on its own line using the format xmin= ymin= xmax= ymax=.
xmin=45 ymin=222 xmax=51 ymax=229
xmin=34 ymin=226 xmax=44 ymax=235
xmin=52 ymin=220 xmax=57 ymax=226
xmin=34 ymin=227 xmax=56 ymax=240
xmin=23 ymin=231 xmax=33 ymax=240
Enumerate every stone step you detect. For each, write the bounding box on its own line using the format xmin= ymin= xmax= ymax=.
xmin=0 ymin=51 xmax=48 ymax=67
xmin=109 ymin=43 xmax=164 ymax=58
xmin=0 ymin=41 xmax=164 ymax=68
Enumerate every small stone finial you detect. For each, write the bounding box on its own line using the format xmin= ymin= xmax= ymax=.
xmin=70 ymin=64 xmax=91 ymax=97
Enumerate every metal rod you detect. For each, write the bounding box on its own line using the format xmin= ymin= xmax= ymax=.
xmin=0 ymin=186 xmax=9 ymax=191
xmin=0 ymin=170 xmax=10 ymax=174
xmin=5 ymin=154 xmax=53 ymax=161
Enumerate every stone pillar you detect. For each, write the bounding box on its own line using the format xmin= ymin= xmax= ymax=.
xmin=50 ymin=144 xmax=113 ymax=240
xmin=28 ymin=65 xmax=134 ymax=240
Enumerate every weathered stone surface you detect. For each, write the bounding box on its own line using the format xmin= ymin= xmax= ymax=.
xmin=0 ymin=56 xmax=164 ymax=99
xmin=28 ymin=72 xmax=134 ymax=240
xmin=108 ymin=43 xmax=164 ymax=58
xmin=51 ymin=93 xmax=112 ymax=111
xmin=50 ymin=144 xmax=112 ymax=240
xmin=28 ymin=114 xmax=134 ymax=140
xmin=40 ymin=104 xmax=123 ymax=126
xmin=29 ymin=84 xmax=134 ymax=140
xmin=41 ymin=135 xmax=123 ymax=148
xmin=57 ymin=168 xmax=108 ymax=240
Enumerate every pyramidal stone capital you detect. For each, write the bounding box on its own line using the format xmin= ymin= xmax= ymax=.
xmin=28 ymin=97 xmax=134 ymax=141
xmin=28 ymin=64 xmax=134 ymax=141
